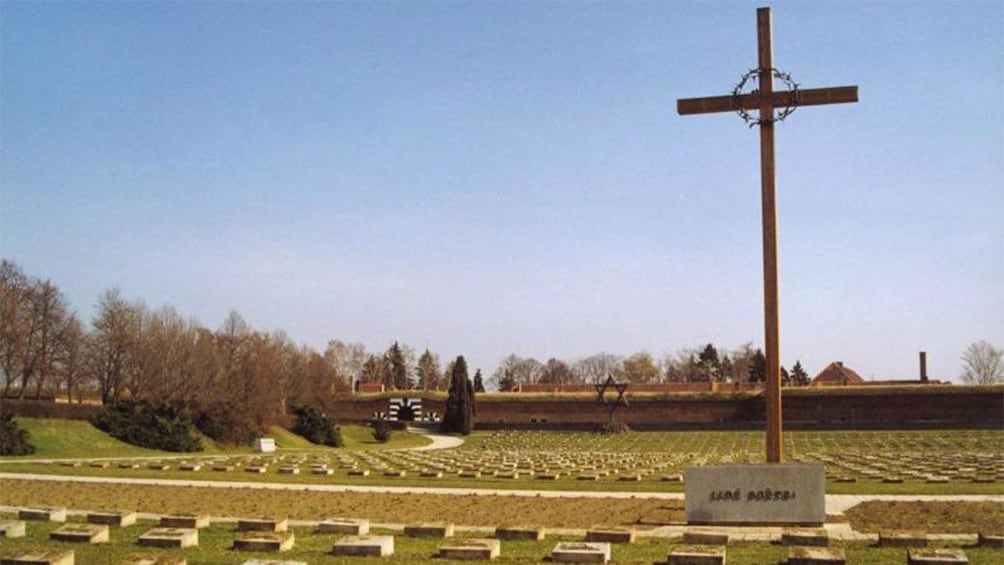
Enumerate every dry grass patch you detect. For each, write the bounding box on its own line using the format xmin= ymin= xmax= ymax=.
xmin=845 ymin=501 xmax=1004 ymax=533
xmin=1 ymin=479 xmax=677 ymax=529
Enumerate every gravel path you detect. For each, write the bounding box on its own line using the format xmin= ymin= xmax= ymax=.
xmin=404 ymin=428 xmax=465 ymax=451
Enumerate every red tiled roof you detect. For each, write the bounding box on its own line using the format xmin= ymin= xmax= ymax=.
xmin=811 ymin=362 xmax=865 ymax=386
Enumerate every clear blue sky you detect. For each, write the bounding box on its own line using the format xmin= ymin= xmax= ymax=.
xmin=2 ymin=1 xmax=1001 ymax=383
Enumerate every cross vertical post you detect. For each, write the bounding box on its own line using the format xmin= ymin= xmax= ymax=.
xmin=675 ymin=6 xmax=858 ymax=466
xmin=756 ymin=6 xmax=783 ymax=464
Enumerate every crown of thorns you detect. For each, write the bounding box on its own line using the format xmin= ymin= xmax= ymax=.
xmin=732 ymin=67 xmax=799 ymax=127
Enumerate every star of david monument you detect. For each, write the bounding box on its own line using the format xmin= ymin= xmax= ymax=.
xmin=676 ymin=7 xmax=858 ymax=525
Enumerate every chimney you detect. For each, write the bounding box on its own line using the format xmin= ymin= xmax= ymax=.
xmin=919 ymin=351 xmax=928 ymax=383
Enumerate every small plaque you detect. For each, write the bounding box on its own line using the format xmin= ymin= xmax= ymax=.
xmin=685 ymin=464 xmax=824 ymax=525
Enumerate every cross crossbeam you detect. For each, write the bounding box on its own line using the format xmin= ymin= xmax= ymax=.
xmin=676 ymin=7 xmax=858 ymax=464
xmin=676 ymin=85 xmax=858 ymax=116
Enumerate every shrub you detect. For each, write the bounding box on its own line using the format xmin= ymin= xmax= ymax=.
xmin=92 ymin=401 xmax=203 ymax=452
xmin=372 ymin=419 xmax=392 ymax=443
xmin=194 ymin=401 xmax=261 ymax=446
xmin=291 ymin=405 xmax=343 ymax=447
xmin=0 ymin=412 xmax=35 ymax=455
xmin=597 ymin=419 xmax=631 ymax=434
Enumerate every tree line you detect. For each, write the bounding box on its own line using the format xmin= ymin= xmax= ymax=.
xmin=489 ymin=345 xmax=811 ymax=391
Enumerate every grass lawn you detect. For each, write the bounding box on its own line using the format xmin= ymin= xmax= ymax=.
xmin=2 ymin=424 xmax=1002 ymax=496
xmin=0 ymin=418 xmax=430 ymax=461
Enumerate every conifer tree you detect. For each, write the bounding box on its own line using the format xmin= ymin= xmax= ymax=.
xmin=441 ymin=355 xmax=474 ymax=435
xmin=791 ymin=360 xmax=810 ymax=386
xmin=387 ymin=341 xmax=408 ymax=390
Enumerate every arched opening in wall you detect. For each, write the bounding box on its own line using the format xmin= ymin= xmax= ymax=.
xmin=397 ymin=403 xmax=416 ymax=422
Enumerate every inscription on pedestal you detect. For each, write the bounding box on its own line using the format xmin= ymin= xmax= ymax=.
xmin=685 ymin=464 xmax=824 ymax=525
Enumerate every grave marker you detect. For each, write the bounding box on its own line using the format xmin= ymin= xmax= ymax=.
xmin=237 ymin=518 xmax=288 ymax=533
xmin=404 ymin=523 xmax=454 ymax=538
xmin=907 ymin=548 xmax=969 ymax=565
xmin=551 ymin=542 xmax=611 ymax=564
xmin=668 ymin=545 xmax=726 ymax=565
xmin=0 ymin=521 xmax=26 ymax=538
xmin=160 ymin=514 xmax=210 ymax=529
xmin=440 ymin=539 xmax=501 ymax=561
xmin=0 ymin=549 xmax=75 ymax=565
xmin=87 ymin=510 xmax=137 ymax=527
xmin=787 ymin=546 xmax=846 ymax=565
xmin=495 ymin=526 xmax=545 ymax=541
xmin=19 ymin=508 xmax=67 ymax=522
xmin=137 ymin=528 xmax=198 ymax=548
xmin=331 ymin=535 xmax=395 ymax=557
xmin=50 ymin=524 xmax=109 ymax=544
xmin=233 ymin=532 xmax=295 ymax=552
xmin=115 ymin=555 xmax=187 ymax=565
xmin=318 ymin=518 xmax=369 ymax=535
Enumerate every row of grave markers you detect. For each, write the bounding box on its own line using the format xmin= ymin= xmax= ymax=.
xmin=4 ymin=508 xmax=999 ymax=565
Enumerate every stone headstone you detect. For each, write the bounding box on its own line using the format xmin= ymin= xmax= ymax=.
xmin=160 ymin=514 xmax=210 ymax=529
xmin=682 ymin=530 xmax=729 ymax=545
xmin=331 ymin=535 xmax=395 ymax=557
xmin=495 ymin=526 xmax=545 ymax=541
xmin=782 ymin=528 xmax=829 ymax=547
xmin=878 ymin=531 xmax=927 ymax=547
xmin=137 ymin=527 xmax=198 ymax=548
xmin=117 ymin=554 xmax=187 ymax=564
xmin=405 ymin=523 xmax=454 ymax=538
xmin=668 ymin=545 xmax=726 ymax=565
xmin=787 ymin=546 xmax=846 ymax=565
xmin=978 ymin=532 xmax=1003 ymax=549
xmin=318 ymin=518 xmax=369 ymax=535
xmin=551 ymin=542 xmax=610 ymax=563
xmin=439 ymin=539 xmax=501 ymax=560
xmin=233 ymin=531 xmax=295 ymax=552
xmin=685 ymin=464 xmax=825 ymax=525
xmin=254 ymin=438 xmax=276 ymax=453
xmin=0 ymin=520 xmax=26 ymax=538
xmin=585 ymin=527 xmax=635 ymax=544
xmin=50 ymin=524 xmax=109 ymax=544
xmin=907 ymin=548 xmax=969 ymax=564
xmin=0 ymin=549 xmax=75 ymax=565
xmin=237 ymin=517 xmax=288 ymax=533
xmin=87 ymin=510 xmax=137 ymax=527
xmin=18 ymin=507 xmax=67 ymax=522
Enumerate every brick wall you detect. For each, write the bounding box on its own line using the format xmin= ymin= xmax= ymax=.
xmin=333 ymin=386 xmax=1003 ymax=430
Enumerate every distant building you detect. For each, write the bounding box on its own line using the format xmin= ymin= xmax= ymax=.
xmin=810 ymin=361 xmax=865 ymax=387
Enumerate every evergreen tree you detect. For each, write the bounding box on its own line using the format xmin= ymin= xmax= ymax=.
xmin=441 ymin=355 xmax=474 ymax=435
xmin=748 ymin=349 xmax=767 ymax=383
xmin=416 ymin=349 xmax=441 ymax=390
xmin=698 ymin=343 xmax=720 ymax=382
xmin=473 ymin=369 xmax=485 ymax=393
xmin=387 ymin=342 xmax=408 ymax=390
xmin=791 ymin=360 xmax=810 ymax=386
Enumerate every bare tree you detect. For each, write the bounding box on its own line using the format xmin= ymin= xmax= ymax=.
xmin=961 ymin=341 xmax=1004 ymax=385
xmin=540 ymin=358 xmax=574 ymax=385
xmin=324 ymin=340 xmax=366 ymax=388
xmin=572 ymin=353 xmax=622 ymax=384
xmin=0 ymin=262 xmax=76 ymax=399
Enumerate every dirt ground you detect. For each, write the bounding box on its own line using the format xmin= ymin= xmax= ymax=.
xmin=0 ymin=479 xmax=683 ymax=528
xmin=844 ymin=500 xmax=1004 ymax=534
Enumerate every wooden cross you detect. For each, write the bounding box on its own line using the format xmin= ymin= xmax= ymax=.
xmin=676 ymin=7 xmax=858 ymax=463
